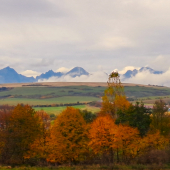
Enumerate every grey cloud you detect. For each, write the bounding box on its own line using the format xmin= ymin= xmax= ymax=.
xmin=0 ymin=0 xmax=170 ymax=75
xmin=38 ymin=71 xmax=108 ymax=82
xmin=31 ymin=58 xmax=56 ymax=67
xmin=123 ymin=68 xmax=170 ymax=87
xmin=0 ymin=0 xmax=67 ymax=18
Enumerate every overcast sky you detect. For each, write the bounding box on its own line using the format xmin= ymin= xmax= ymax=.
xmin=1 ymin=0 xmax=170 ymax=76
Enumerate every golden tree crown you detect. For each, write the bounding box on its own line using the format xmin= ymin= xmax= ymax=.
xmin=109 ymin=71 xmax=119 ymax=78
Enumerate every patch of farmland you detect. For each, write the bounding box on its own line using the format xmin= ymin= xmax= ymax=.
xmin=0 ymin=96 xmax=100 ymax=106
xmin=125 ymin=86 xmax=170 ymax=98
xmin=0 ymin=86 xmax=106 ymax=99
xmin=33 ymin=105 xmax=100 ymax=115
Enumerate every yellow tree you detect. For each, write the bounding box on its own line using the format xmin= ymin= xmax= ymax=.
xmin=112 ymin=124 xmax=140 ymax=162
xmin=150 ymin=99 xmax=170 ymax=136
xmin=47 ymin=107 xmax=88 ymax=164
xmin=101 ymin=71 xmax=130 ymax=118
xmin=139 ymin=131 xmax=168 ymax=154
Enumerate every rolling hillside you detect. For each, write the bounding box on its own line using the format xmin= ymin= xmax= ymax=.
xmin=0 ymin=82 xmax=170 ymax=106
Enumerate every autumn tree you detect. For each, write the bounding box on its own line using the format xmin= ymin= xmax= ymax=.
xmin=0 ymin=104 xmax=42 ymax=165
xmin=150 ymin=99 xmax=170 ymax=136
xmin=89 ymin=114 xmax=116 ymax=163
xmin=24 ymin=110 xmax=51 ymax=163
xmin=101 ymin=72 xmax=130 ymax=118
xmin=89 ymin=114 xmax=140 ymax=163
xmin=0 ymin=105 xmax=13 ymax=130
xmin=112 ymin=124 xmax=140 ymax=163
xmin=116 ymin=102 xmax=152 ymax=137
xmin=0 ymin=105 xmax=13 ymax=157
xmin=47 ymin=107 xmax=88 ymax=164
xmin=137 ymin=131 xmax=168 ymax=159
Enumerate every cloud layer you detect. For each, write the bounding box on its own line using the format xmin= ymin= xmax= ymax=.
xmin=38 ymin=67 xmax=170 ymax=87
xmin=38 ymin=71 xmax=108 ymax=82
xmin=0 ymin=0 xmax=170 ymax=74
xmin=122 ymin=68 xmax=170 ymax=87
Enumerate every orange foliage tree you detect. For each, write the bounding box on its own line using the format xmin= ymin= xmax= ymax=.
xmin=89 ymin=114 xmax=140 ymax=163
xmin=47 ymin=107 xmax=88 ymax=164
xmin=138 ymin=131 xmax=168 ymax=155
xmin=89 ymin=115 xmax=116 ymax=155
xmin=0 ymin=104 xmax=42 ymax=164
xmin=112 ymin=124 xmax=140 ymax=163
xmin=24 ymin=110 xmax=51 ymax=162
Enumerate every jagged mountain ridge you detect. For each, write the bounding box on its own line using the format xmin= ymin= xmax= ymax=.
xmin=0 ymin=66 xmax=90 ymax=83
xmin=0 ymin=66 xmax=164 ymax=84
xmin=122 ymin=67 xmax=163 ymax=79
xmin=37 ymin=67 xmax=89 ymax=80
xmin=36 ymin=70 xmax=63 ymax=81
xmin=0 ymin=67 xmax=35 ymax=84
xmin=66 ymin=67 xmax=89 ymax=77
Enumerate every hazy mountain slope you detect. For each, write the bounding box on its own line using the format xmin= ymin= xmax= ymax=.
xmin=123 ymin=67 xmax=163 ymax=79
xmin=0 ymin=67 xmax=35 ymax=83
xmin=66 ymin=67 xmax=89 ymax=77
xmin=36 ymin=70 xmax=63 ymax=81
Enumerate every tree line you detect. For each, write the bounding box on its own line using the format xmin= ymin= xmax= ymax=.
xmin=0 ymin=72 xmax=170 ymax=166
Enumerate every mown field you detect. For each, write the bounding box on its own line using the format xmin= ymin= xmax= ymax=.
xmin=0 ymin=96 xmax=99 ymax=106
xmin=33 ymin=105 xmax=100 ymax=115
xmin=1 ymin=85 xmax=170 ymax=100
xmin=0 ymin=86 xmax=106 ymax=98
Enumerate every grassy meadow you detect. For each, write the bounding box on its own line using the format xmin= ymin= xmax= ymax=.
xmin=0 ymin=86 xmax=106 ymax=98
xmin=0 ymin=96 xmax=99 ymax=106
xmin=33 ymin=105 xmax=100 ymax=115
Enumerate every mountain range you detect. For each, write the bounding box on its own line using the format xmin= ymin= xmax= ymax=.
xmin=0 ymin=66 xmax=163 ymax=84
xmin=122 ymin=67 xmax=163 ymax=79
xmin=0 ymin=66 xmax=89 ymax=84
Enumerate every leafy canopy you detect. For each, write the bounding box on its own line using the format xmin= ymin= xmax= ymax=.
xmin=116 ymin=102 xmax=152 ymax=137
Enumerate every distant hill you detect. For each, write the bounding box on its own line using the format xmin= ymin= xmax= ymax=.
xmin=122 ymin=67 xmax=163 ymax=79
xmin=0 ymin=67 xmax=35 ymax=84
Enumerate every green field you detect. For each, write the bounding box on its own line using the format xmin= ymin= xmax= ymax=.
xmin=0 ymin=96 xmax=100 ymax=106
xmin=124 ymin=86 xmax=170 ymax=98
xmin=0 ymin=86 xmax=106 ymax=98
xmin=33 ymin=105 xmax=100 ymax=115
xmin=1 ymin=85 xmax=170 ymax=99
xmin=1 ymin=85 xmax=170 ymax=106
